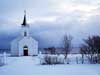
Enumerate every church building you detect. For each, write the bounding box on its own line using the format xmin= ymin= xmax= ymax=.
xmin=11 ymin=12 xmax=38 ymax=56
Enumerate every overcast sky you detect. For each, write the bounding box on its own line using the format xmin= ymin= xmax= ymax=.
xmin=0 ymin=0 xmax=100 ymax=48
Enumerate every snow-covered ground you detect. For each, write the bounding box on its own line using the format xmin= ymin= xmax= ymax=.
xmin=0 ymin=56 xmax=100 ymax=75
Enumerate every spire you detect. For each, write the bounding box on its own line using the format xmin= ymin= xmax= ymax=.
xmin=22 ymin=10 xmax=27 ymax=26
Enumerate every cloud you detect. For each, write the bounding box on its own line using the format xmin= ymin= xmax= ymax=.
xmin=0 ymin=0 xmax=100 ymax=48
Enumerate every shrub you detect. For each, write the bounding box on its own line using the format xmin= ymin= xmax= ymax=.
xmin=40 ymin=54 xmax=65 ymax=65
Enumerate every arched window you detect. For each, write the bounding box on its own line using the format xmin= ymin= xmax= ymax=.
xmin=23 ymin=45 xmax=28 ymax=49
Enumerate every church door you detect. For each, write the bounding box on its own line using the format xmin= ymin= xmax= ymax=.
xmin=23 ymin=46 xmax=28 ymax=56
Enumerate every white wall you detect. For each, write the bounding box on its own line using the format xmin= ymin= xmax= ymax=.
xmin=18 ymin=37 xmax=38 ymax=56
xmin=11 ymin=25 xmax=38 ymax=56
xmin=11 ymin=39 xmax=19 ymax=56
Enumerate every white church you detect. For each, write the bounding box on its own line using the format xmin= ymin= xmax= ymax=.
xmin=11 ymin=12 xmax=38 ymax=56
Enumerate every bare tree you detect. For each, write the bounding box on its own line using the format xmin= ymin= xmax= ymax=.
xmin=80 ymin=45 xmax=86 ymax=64
xmin=63 ymin=34 xmax=72 ymax=59
xmin=44 ymin=47 xmax=56 ymax=54
xmin=48 ymin=47 xmax=56 ymax=54
xmin=80 ymin=35 xmax=100 ymax=64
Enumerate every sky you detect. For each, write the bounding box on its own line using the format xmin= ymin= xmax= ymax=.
xmin=0 ymin=0 xmax=100 ymax=49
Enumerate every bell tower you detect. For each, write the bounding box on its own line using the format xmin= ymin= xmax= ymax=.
xmin=21 ymin=11 xmax=29 ymax=37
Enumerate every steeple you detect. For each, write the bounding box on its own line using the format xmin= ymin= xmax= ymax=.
xmin=22 ymin=10 xmax=27 ymax=26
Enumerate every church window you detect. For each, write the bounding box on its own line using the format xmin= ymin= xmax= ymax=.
xmin=24 ymin=31 xmax=27 ymax=36
xmin=24 ymin=45 xmax=28 ymax=49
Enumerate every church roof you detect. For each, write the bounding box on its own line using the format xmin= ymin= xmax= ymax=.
xmin=22 ymin=11 xmax=27 ymax=26
xmin=11 ymin=36 xmax=38 ymax=46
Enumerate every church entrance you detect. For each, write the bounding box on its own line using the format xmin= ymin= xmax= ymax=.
xmin=23 ymin=46 xmax=28 ymax=56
